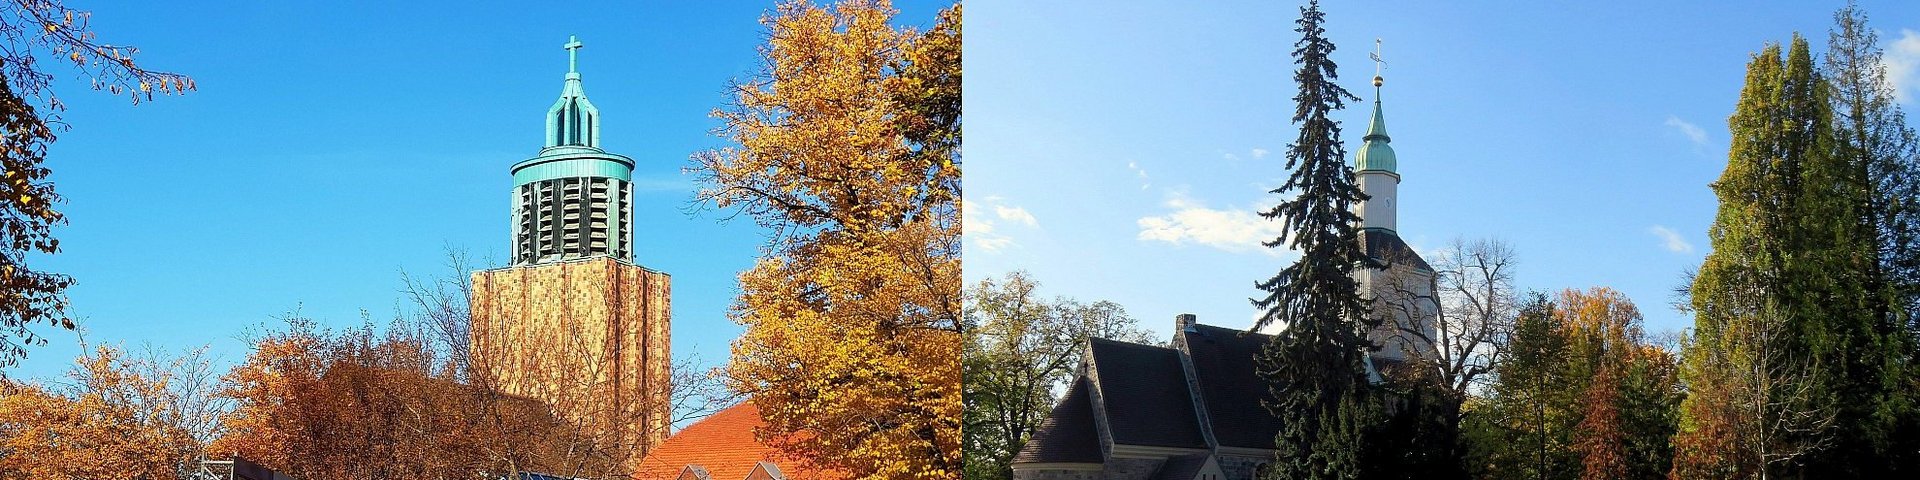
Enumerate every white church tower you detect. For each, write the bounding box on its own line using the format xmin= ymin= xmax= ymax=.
xmin=1354 ymin=75 xmax=1398 ymax=233
xmin=1353 ymin=43 xmax=1438 ymax=365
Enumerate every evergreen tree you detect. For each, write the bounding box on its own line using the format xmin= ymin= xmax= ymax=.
xmin=1823 ymin=2 xmax=1920 ymax=473
xmin=1251 ymin=1 xmax=1379 ymax=478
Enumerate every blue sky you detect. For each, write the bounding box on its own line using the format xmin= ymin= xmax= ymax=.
xmin=5 ymin=0 xmax=948 ymax=381
xmin=965 ymin=0 xmax=1920 ymax=341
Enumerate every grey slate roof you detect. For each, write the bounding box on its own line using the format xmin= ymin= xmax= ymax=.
xmin=1086 ymin=337 xmax=1208 ymax=449
xmin=1183 ymin=324 xmax=1286 ymax=449
xmin=1361 ymin=229 xmax=1432 ymax=272
xmin=1150 ymin=453 xmax=1214 ymax=480
xmin=1011 ymin=377 xmax=1104 ymax=464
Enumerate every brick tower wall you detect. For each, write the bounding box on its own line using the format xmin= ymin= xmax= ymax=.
xmin=469 ymin=256 xmax=672 ymax=470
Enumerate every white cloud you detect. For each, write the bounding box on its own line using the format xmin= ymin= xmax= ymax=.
xmin=994 ymin=205 xmax=1038 ymax=227
xmin=965 ymin=198 xmax=1038 ymax=253
xmin=1665 ymin=115 xmax=1708 ymax=148
xmin=1222 ymin=148 xmax=1268 ymax=162
xmin=1127 ymin=161 xmax=1151 ymax=190
xmin=1887 ymin=29 xmax=1920 ymax=103
xmin=1137 ymin=193 xmax=1288 ymax=256
xmin=1649 ymin=225 xmax=1693 ymax=254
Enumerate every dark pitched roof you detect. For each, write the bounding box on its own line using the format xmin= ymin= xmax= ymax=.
xmin=1361 ymin=229 xmax=1432 ymax=272
xmin=1183 ymin=324 xmax=1286 ymax=449
xmin=1013 ymin=377 xmax=1104 ymax=464
xmin=1087 ymin=338 xmax=1208 ymax=449
xmin=1150 ymin=453 xmax=1213 ymax=480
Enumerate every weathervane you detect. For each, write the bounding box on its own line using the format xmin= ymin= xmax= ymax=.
xmin=1369 ymin=38 xmax=1386 ymax=88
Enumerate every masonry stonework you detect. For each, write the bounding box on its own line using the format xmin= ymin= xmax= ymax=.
xmin=470 ymin=256 xmax=672 ymax=471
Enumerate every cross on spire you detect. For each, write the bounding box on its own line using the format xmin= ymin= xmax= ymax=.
xmin=565 ymin=35 xmax=584 ymax=73
xmin=1369 ymin=38 xmax=1386 ymax=89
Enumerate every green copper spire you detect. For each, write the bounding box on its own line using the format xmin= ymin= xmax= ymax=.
xmin=1355 ymin=39 xmax=1396 ymax=174
xmin=1353 ymin=78 xmax=1396 ymax=173
xmin=509 ymin=36 xmax=639 ymax=265
xmin=546 ymin=35 xmax=601 ymax=149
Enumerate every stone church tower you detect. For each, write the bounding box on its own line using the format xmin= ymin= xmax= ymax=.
xmin=1352 ymin=71 xmax=1439 ymax=364
xmin=469 ymin=36 xmax=672 ymax=469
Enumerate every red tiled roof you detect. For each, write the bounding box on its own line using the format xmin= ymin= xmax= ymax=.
xmin=631 ymin=403 xmax=842 ymax=480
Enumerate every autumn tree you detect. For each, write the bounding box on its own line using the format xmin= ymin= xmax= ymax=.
xmin=216 ymin=255 xmax=735 ymax=480
xmin=961 ymin=271 xmax=1152 ymax=479
xmin=1461 ymin=293 xmax=1570 ymax=480
xmin=1556 ymin=289 xmax=1679 ymax=480
xmin=1460 ymin=289 xmax=1680 ymax=480
xmin=0 ymin=346 xmax=201 ymax=480
xmin=693 ymin=1 xmax=961 ymax=478
xmin=0 ymin=0 xmax=191 ymax=368
xmin=1247 ymin=1 xmax=1385 ymax=478
xmin=1669 ymin=32 xmax=1916 ymax=478
xmin=211 ymin=315 xmax=616 ymax=479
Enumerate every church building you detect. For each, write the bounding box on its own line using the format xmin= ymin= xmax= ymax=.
xmin=469 ymin=36 xmax=674 ymax=473
xmin=1009 ymin=73 xmax=1437 ymax=480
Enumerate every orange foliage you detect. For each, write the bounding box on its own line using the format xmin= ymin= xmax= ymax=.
xmin=1552 ymin=288 xmax=1684 ymax=480
xmin=0 ymin=347 xmax=197 ymax=480
xmin=210 ymin=321 xmax=613 ymax=479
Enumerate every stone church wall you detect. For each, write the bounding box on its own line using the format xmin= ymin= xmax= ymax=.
xmin=1101 ymin=457 xmax=1165 ymax=480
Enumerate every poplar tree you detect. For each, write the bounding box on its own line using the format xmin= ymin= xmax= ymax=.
xmin=1251 ymin=1 xmax=1380 ymax=477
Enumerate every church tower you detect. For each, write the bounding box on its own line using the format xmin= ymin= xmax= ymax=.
xmin=470 ymin=36 xmax=673 ymax=473
xmin=511 ymin=35 xmax=634 ymax=264
xmin=1352 ymin=51 xmax=1438 ymax=364
xmin=1354 ymin=74 xmax=1398 ymax=234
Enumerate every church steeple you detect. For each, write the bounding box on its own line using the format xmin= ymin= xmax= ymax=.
xmin=1354 ymin=40 xmax=1399 ymax=233
xmin=546 ymin=35 xmax=601 ymax=149
xmin=509 ymin=36 xmax=638 ymax=265
xmin=1354 ymin=67 xmax=1395 ymax=173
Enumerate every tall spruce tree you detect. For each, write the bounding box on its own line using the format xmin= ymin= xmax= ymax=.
xmin=1823 ymin=3 xmax=1920 ymax=473
xmin=1251 ymin=1 xmax=1380 ymax=478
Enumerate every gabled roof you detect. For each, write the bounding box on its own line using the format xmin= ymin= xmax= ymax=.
xmin=631 ymin=403 xmax=841 ymax=480
xmin=1011 ymin=377 xmax=1103 ymax=464
xmin=675 ymin=465 xmax=712 ymax=480
xmin=1086 ymin=338 xmax=1207 ymax=449
xmin=1182 ymin=324 xmax=1286 ymax=449
xmin=1150 ymin=453 xmax=1215 ymax=480
xmin=745 ymin=462 xmax=785 ymax=480
xmin=1361 ymin=229 xmax=1431 ymax=272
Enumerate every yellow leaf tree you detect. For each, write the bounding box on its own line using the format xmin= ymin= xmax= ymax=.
xmin=0 ymin=346 xmax=199 ymax=480
xmin=694 ymin=1 xmax=961 ymax=479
